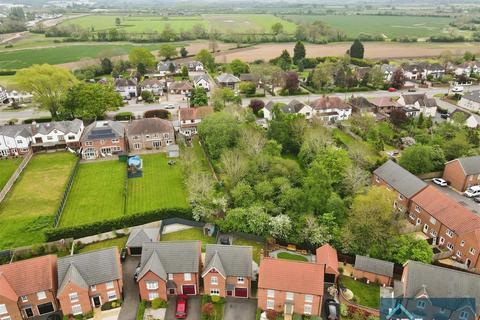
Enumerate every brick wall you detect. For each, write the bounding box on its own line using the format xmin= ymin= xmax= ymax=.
xmin=257 ymin=288 xmax=322 ymax=316
xmin=352 ymin=269 xmax=392 ymax=287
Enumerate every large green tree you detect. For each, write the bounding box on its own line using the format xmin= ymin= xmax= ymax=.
xmin=293 ymin=41 xmax=306 ymax=65
xmin=399 ymin=144 xmax=446 ymax=174
xmin=158 ymin=44 xmax=178 ymax=60
xmin=349 ymin=39 xmax=365 ymax=59
xmin=190 ymin=87 xmax=208 ymax=107
xmin=229 ymin=59 xmax=249 ymax=76
xmin=128 ymin=47 xmax=156 ymax=68
xmin=198 ymin=112 xmax=239 ymax=160
xmin=195 ymin=49 xmax=215 ymax=71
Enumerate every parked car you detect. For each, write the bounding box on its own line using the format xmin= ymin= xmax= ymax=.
xmin=165 ymin=104 xmax=175 ymax=109
xmin=133 ymin=262 xmax=141 ymax=281
xmin=440 ymin=113 xmax=450 ymax=119
xmin=175 ymin=295 xmax=188 ymax=319
xmin=120 ymin=248 xmax=128 ymax=262
xmin=388 ymin=87 xmax=397 ymax=92
xmin=432 ymin=178 xmax=449 ymax=187
xmin=408 ymin=88 xmax=416 ymax=92
xmin=464 ymin=185 xmax=480 ymax=198
xmin=452 ymin=86 xmax=464 ymax=93
xmin=325 ymin=299 xmax=339 ymax=320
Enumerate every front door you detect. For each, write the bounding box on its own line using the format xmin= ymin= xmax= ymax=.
xmin=23 ymin=307 xmax=34 ymax=318
xmin=423 ymin=224 xmax=429 ymax=233
xmin=466 ymin=258 xmax=472 ymax=268
xmin=284 ymin=303 xmax=293 ymax=315
xmin=93 ymin=296 xmax=102 ymax=308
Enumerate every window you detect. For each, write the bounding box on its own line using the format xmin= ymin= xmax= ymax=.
xmin=211 ymin=276 xmax=218 ymax=285
xmin=85 ymin=141 xmax=93 ymax=146
xmin=210 ymin=289 xmax=220 ymax=296
xmin=37 ymin=291 xmax=46 ymax=300
xmin=17 ymin=140 xmax=22 ymax=144
xmin=145 ymin=135 xmax=150 ymax=139
xmin=447 ymin=243 xmax=454 ymax=251
xmin=148 ymin=292 xmax=159 ymax=301
xmin=100 ymin=139 xmax=105 ymax=145
xmin=134 ymin=143 xmax=141 ymax=150
xmin=107 ymin=291 xmax=117 ymax=301
xmin=47 ymin=136 xmax=53 ymax=141
xmin=266 ymin=300 xmax=274 ymax=310
xmin=133 ymin=136 xmax=139 ymax=140
xmin=305 ymin=295 xmax=313 ymax=303
xmin=286 ymin=292 xmax=294 ymax=301
xmin=146 ymin=281 xmax=158 ymax=290
xmin=415 ymin=205 xmax=421 ymax=213
xmin=429 ymin=217 xmax=436 ymax=225
xmin=21 ymin=296 xmax=28 ymax=302
xmin=163 ymin=133 xmax=169 ymax=139
xmin=237 ymin=277 xmax=244 ymax=284
xmin=457 ymin=250 xmax=462 ymax=258
xmin=304 ymin=304 xmax=312 ymax=315
xmin=90 ymin=285 xmax=96 ymax=292
xmin=106 ymin=281 xmax=114 ymax=289
xmin=68 ymin=135 xmax=75 ymax=140
xmin=71 ymin=304 xmax=82 ymax=316
xmin=267 ymin=290 xmax=275 ymax=298
xmin=430 ymin=230 xmax=437 ymax=237
xmin=470 ymin=247 xmax=476 ymax=255
xmin=417 ymin=300 xmax=426 ymax=309
xmin=111 ymin=139 xmax=119 ymax=144
xmin=446 ymin=229 xmax=454 ymax=238
xmin=184 ymin=273 xmax=191 ymax=281
xmin=439 ymin=237 xmax=445 ymax=245
xmin=0 ymin=305 xmax=6 ymax=315
xmin=460 ymin=240 xmax=465 ymax=247
xmin=1 ymin=317 xmax=11 ymax=320
xmin=168 ymin=274 xmax=173 ymax=280
xmin=460 ymin=311 xmax=469 ymax=320
xmin=69 ymin=293 xmax=79 ymax=303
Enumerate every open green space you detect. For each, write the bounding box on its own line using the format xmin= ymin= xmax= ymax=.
xmin=284 ymin=14 xmax=452 ymax=39
xmin=340 ymin=275 xmax=380 ymax=309
xmin=160 ymin=227 xmax=216 ymax=251
xmin=277 ymin=252 xmax=309 ymax=262
xmin=77 ymin=236 xmax=127 ymax=253
xmin=232 ymin=238 xmax=264 ymax=264
xmin=0 ymin=158 xmax=22 ymax=190
xmin=203 ymin=14 xmax=297 ymax=33
xmin=60 ymin=160 xmax=126 ymax=227
xmin=0 ymin=153 xmax=76 ymax=249
xmin=126 ymin=153 xmax=189 ymax=214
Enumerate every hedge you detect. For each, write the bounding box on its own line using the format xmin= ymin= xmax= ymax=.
xmin=23 ymin=117 xmax=53 ymax=124
xmin=0 ymin=70 xmax=16 ymax=76
xmin=114 ymin=112 xmax=134 ymax=121
xmin=45 ymin=207 xmax=193 ymax=241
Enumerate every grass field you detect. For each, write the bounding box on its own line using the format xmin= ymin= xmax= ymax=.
xmin=126 ymin=153 xmax=188 ymax=213
xmin=78 ymin=236 xmax=127 ymax=253
xmin=340 ymin=275 xmax=380 ymax=309
xmin=284 ymin=14 xmax=452 ymax=39
xmin=277 ymin=252 xmax=309 ymax=262
xmin=60 ymin=160 xmax=126 ymax=227
xmin=0 ymin=153 xmax=76 ymax=249
xmin=0 ymin=158 xmax=22 ymax=190
xmin=160 ymin=228 xmax=216 ymax=251
xmin=203 ymin=14 xmax=296 ymax=33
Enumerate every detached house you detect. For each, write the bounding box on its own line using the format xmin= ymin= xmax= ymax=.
xmin=443 ymin=156 xmax=480 ymax=192
xmin=192 ymin=75 xmax=211 ymax=92
xmin=157 ymin=61 xmax=177 ymax=76
xmin=381 ymin=64 xmax=396 ymax=82
xmin=140 ymin=79 xmax=165 ymax=96
xmin=459 ymin=90 xmax=480 ymax=113
xmin=114 ymin=78 xmax=137 ymax=99
xmin=169 ymin=81 xmax=193 ymax=95
xmin=178 ymin=106 xmax=213 ymax=136
xmin=397 ymin=93 xmax=437 ymax=118
xmin=126 ymin=118 xmax=174 ymax=152
xmin=455 ymin=61 xmax=480 ymax=76
xmin=57 ymin=248 xmax=123 ymax=317
xmin=185 ymin=61 xmax=204 ymax=72
xmin=202 ymin=245 xmax=253 ymax=298
xmin=310 ymin=96 xmax=352 ymax=122
xmin=80 ymin=121 xmax=125 ymax=160
xmin=136 ymin=241 xmax=201 ymax=301
xmin=369 ymin=97 xmax=401 ymax=115
xmin=216 ymin=73 xmax=240 ymax=89
xmin=262 ymin=100 xmax=313 ymax=121
xmin=402 ymin=64 xmax=425 ymax=80
xmin=0 ymin=255 xmax=59 ymax=320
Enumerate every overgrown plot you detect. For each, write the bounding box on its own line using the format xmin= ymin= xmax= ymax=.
xmin=60 ymin=160 xmax=126 ymax=226
xmin=0 ymin=157 xmax=22 ymax=190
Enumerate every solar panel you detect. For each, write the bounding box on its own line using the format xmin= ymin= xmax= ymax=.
xmin=87 ymin=128 xmax=116 ymax=140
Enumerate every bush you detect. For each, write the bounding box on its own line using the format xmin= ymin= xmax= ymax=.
xmin=211 ymin=295 xmax=221 ymax=303
xmin=45 ymin=207 xmax=193 ymax=241
xmin=141 ymin=90 xmax=155 ymax=103
xmin=239 ymin=81 xmax=256 ymax=95
xmin=144 ymin=109 xmax=170 ymax=119
xmin=114 ymin=112 xmax=134 ymax=121
xmin=136 ymin=301 xmax=146 ymax=320
xmin=151 ymin=298 xmax=168 ymax=309
xmin=100 ymin=300 xmax=123 ymax=311
xmin=266 ymin=310 xmax=278 ymax=320
xmin=23 ymin=117 xmax=53 ymax=124
xmin=0 ymin=69 xmax=15 ymax=75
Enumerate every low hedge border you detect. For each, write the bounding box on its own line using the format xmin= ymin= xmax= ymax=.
xmin=45 ymin=207 xmax=192 ymax=241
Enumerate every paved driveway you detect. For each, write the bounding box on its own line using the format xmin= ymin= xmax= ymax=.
xmin=165 ymin=296 xmax=201 ymax=320
xmin=223 ymin=298 xmax=257 ymax=320
xmin=118 ymin=256 xmax=140 ymax=320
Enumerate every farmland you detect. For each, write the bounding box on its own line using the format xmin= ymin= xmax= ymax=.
xmin=0 ymin=153 xmax=76 ymax=249
xmin=60 ymin=160 xmax=126 ymax=227
xmin=203 ymin=14 xmax=297 ymax=33
xmin=0 ymin=158 xmax=21 ymax=190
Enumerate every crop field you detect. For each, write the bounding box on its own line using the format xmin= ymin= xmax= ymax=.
xmin=0 ymin=153 xmax=76 ymax=249
xmin=202 ymin=14 xmax=297 ymax=33
xmin=60 ymin=160 xmax=126 ymax=227
xmin=126 ymin=153 xmax=189 ymax=214
xmin=0 ymin=158 xmax=22 ymax=190
xmin=284 ymin=14 xmax=453 ymax=39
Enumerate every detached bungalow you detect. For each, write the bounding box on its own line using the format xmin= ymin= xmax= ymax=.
xmin=185 ymin=61 xmax=204 ymax=72
xmin=262 ymin=100 xmax=313 ymax=121
xmin=169 ymin=81 xmax=193 ymax=95
xmin=459 ymin=90 xmax=480 ymax=113
xmin=216 ymin=73 xmax=240 ymax=89
xmin=397 ymin=93 xmax=437 ymax=118
xmin=353 ymin=255 xmax=394 ymax=286
xmin=140 ymin=78 xmax=165 ymax=96
xmin=443 ymin=155 xmax=480 ymax=192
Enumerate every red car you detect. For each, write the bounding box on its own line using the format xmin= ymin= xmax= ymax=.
xmin=388 ymin=87 xmax=397 ymax=92
xmin=175 ymin=295 xmax=188 ymax=319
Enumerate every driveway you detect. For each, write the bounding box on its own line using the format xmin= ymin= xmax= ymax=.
xmin=223 ymin=298 xmax=257 ymax=320
xmin=426 ymin=181 xmax=480 ymax=215
xmin=165 ymin=296 xmax=201 ymax=320
xmin=118 ymin=256 xmax=140 ymax=320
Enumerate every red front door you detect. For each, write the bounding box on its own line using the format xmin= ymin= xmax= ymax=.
xmin=182 ymin=285 xmax=196 ymax=295
xmin=234 ymin=288 xmax=248 ymax=298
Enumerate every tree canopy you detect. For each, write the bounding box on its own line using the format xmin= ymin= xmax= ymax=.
xmin=128 ymin=47 xmax=156 ymax=68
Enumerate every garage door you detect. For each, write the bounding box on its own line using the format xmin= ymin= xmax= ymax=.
xmin=234 ymin=288 xmax=248 ymax=298
xmin=129 ymin=247 xmax=142 ymax=255
xmin=182 ymin=285 xmax=196 ymax=295
xmin=38 ymin=302 xmax=54 ymax=315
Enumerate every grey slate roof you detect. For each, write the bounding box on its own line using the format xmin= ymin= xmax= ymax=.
xmin=373 ymin=160 xmax=427 ymax=198
xmin=126 ymin=228 xmax=160 ymax=247
xmin=57 ymin=247 xmax=121 ymax=295
xmin=114 ymin=78 xmax=136 ymax=87
xmin=126 ymin=118 xmax=173 ymax=137
xmin=82 ymin=121 xmax=125 ymax=141
xmin=456 ymin=155 xmax=480 ymax=175
xmin=397 ymin=260 xmax=480 ymax=311
xmin=216 ymin=73 xmax=240 ymax=84
xmin=282 ymin=99 xmax=306 ymax=114
xmin=462 ymin=90 xmax=480 ymax=103
xmin=0 ymin=119 xmax=83 ymax=138
xmin=354 ymin=255 xmax=394 ymax=277
xmin=138 ymin=241 xmax=201 ymax=280
xmin=192 ymin=75 xmax=209 ymax=85
xmin=401 ymin=93 xmax=437 ymax=108
xmin=203 ymin=244 xmax=252 ymax=278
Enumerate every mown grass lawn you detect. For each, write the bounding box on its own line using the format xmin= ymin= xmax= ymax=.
xmin=0 ymin=153 xmax=76 ymax=249
xmin=126 ymin=153 xmax=189 ymax=214
xmin=160 ymin=228 xmax=216 ymax=251
xmin=277 ymin=252 xmax=309 ymax=262
xmin=0 ymin=157 xmax=22 ymax=190
xmin=78 ymin=236 xmax=127 ymax=253
xmin=233 ymin=238 xmax=264 ymax=264
xmin=340 ymin=275 xmax=380 ymax=309
xmin=60 ymin=160 xmax=126 ymax=227
xmin=332 ymin=128 xmax=381 ymax=162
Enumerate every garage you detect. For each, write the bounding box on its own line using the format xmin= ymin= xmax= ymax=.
xmin=38 ymin=302 xmax=55 ymax=315
xmin=234 ymin=288 xmax=248 ymax=298
xmin=182 ymin=285 xmax=196 ymax=295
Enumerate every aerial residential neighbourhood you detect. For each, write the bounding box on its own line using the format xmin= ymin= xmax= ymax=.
xmin=1 ymin=1 xmax=480 ymax=320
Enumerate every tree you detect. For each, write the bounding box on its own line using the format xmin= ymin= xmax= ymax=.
xmin=250 ymin=63 xmax=283 ymax=94
xmin=195 ymin=49 xmax=215 ymax=71
xmin=16 ymin=64 xmax=78 ymax=118
xmin=210 ymin=87 xmax=240 ymax=111
xmin=249 ymin=99 xmax=265 ymax=115
xmin=399 ymin=144 xmax=446 ymax=174
xmin=181 ymin=66 xmax=189 ymax=79
xmin=60 ymin=83 xmax=123 ymax=121
xmin=115 ymin=17 xmax=121 ymax=26
xmin=370 ymin=234 xmax=433 ymax=265
xmin=141 ymin=90 xmax=154 ymax=103
xmin=277 ymin=50 xmax=292 ymax=71
xmin=302 ymin=160 xmax=332 ymax=214
xmin=293 ymin=41 xmax=306 ymax=65
xmin=220 ymin=149 xmax=249 ymax=187
xmin=390 ymin=108 xmax=408 ymax=126
xmin=136 ymin=62 xmax=146 ymax=76
xmin=349 ymin=39 xmax=364 ymax=59
xmin=268 ymin=108 xmax=306 ymax=155
xmin=369 ymin=65 xmax=385 ymax=89
xmin=442 ymin=132 xmax=471 ymax=160
xmin=283 ymin=71 xmax=299 ymax=94
xmin=271 ymin=22 xmax=284 ymax=35
xmin=229 ymin=59 xmax=249 ymax=76
xmin=341 ymin=165 xmax=370 ymax=196
xmin=311 ymin=61 xmax=335 ymax=89
xmin=180 ymin=47 xmax=188 ymax=58
xmin=239 ymin=81 xmax=256 ymax=95
xmin=198 ymin=112 xmax=239 ymax=160
xmin=190 ymin=87 xmax=208 ymax=107
xmin=269 ymin=214 xmax=292 ymax=241
xmin=390 ymin=68 xmax=406 ymax=89
xmin=238 ymin=127 xmax=267 ymax=157
xmin=158 ymin=44 xmax=177 ymax=60
xmin=100 ymin=57 xmax=113 ymax=75
xmin=128 ymin=47 xmax=156 ymax=68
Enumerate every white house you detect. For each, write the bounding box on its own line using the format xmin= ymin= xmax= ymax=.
xmin=381 ymin=64 xmax=396 ymax=82
xmin=455 ymin=61 xmax=480 ymax=76
xmin=397 ymin=93 xmax=437 ymax=118
xmin=114 ymin=78 xmax=137 ymax=99
xmin=192 ymin=75 xmax=211 ymax=91
xmin=458 ymin=90 xmax=480 ymax=113
xmin=178 ymin=106 xmax=213 ymax=136
xmin=451 ymin=109 xmax=479 ymax=129
xmin=186 ymin=61 xmax=204 ymax=72
xmin=157 ymin=61 xmax=178 ymax=76
xmin=0 ymin=125 xmax=31 ymax=156
xmin=309 ymin=96 xmax=352 ymax=122
xmin=262 ymin=100 xmax=313 ymax=121
xmin=140 ymin=78 xmax=165 ymax=96
xmin=424 ymin=63 xmax=445 ymax=79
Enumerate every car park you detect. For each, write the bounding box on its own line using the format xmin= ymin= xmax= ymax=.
xmin=432 ymin=178 xmax=449 ymax=187
xmin=175 ymin=295 xmax=188 ymax=319
xmin=464 ymin=185 xmax=480 ymax=198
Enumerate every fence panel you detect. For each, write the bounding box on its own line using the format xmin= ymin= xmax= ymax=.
xmin=0 ymin=150 xmax=33 ymax=203
xmin=54 ymin=158 xmax=80 ymax=227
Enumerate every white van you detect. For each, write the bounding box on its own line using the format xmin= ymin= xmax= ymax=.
xmin=464 ymin=185 xmax=480 ymax=198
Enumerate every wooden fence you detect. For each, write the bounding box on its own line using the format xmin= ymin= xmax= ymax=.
xmin=54 ymin=158 xmax=80 ymax=227
xmin=0 ymin=150 xmax=33 ymax=203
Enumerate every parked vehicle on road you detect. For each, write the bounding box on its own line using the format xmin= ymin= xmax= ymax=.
xmin=175 ymin=295 xmax=188 ymax=319
xmin=452 ymin=86 xmax=464 ymax=93
xmin=388 ymin=87 xmax=397 ymax=92
xmin=464 ymin=186 xmax=480 ymax=198
xmin=165 ymin=104 xmax=175 ymax=109
xmin=473 ymin=197 xmax=480 ymax=203
xmin=432 ymin=178 xmax=449 ymax=187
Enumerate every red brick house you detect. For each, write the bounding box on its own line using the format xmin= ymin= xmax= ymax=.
xmin=202 ymin=244 xmax=252 ymax=298
xmin=315 ymin=244 xmax=340 ymax=284
xmin=409 ymin=185 xmax=480 ymax=272
xmin=352 ymin=255 xmax=394 ymax=286
xmin=443 ymin=156 xmax=480 ymax=192
xmin=56 ymin=248 xmax=123 ymax=316
xmin=137 ymin=241 xmax=201 ymax=301
xmin=258 ymin=258 xmax=325 ymax=317
xmin=0 ymin=255 xmax=59 ymax=320
xmin=80 ymin=121 xmax=125 ymax=160
xmin=178 ymin=107 xmax=213 ymax=137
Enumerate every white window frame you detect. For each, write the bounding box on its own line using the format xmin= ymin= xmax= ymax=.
xmin=90 ymin=285 xmax=96 ymax=292
xmin=447 ymin=243 xmax=454 ymax=251
xmin=304 ymin=304 xmax=312 ymax=315
xmin=0 ymin=305 xmax=7 ymax=315
xmin=1 ymin=316 xmax=11 ymax=320
xmin=460 ymin=240 xmax=465 ymax=247
xmin=85 ymin=141 xmax=93 ymax=146
xmin=286 ymin=292 xmax=294 ymax=301
xmin=460 ymin=311 xmax=469 ymax=320
xmin=148 ymin=292 xmax=159 ymax=301
xmin=69 ymin=292 xmax=79 ymax=303
xmin=37 ymin=291 xmax=46 ymax=300
xmin=184 ymin=273 xmax=191 ymax=281
xmin=266 ymin=299 xmax=274 ymax=310
xmin=457 ymin=251 xmax=462 ymax=258
xmin=417 ymin=300 xmax=426 ymax=309
xmin=305 ymin=294 xmax=313 ymax=303
xmin=106 ymin=281 xmax=114 ymax=289
xmin=470 ymin=247 xmax=476 ymax=255
xmin=71 ymin=304 xmax=82 ymax=316
xmin=267 ymin=290 xmax=275 ymax=298
xmin=446 ymin=229 xmax=454 ymax=238
xmin=415 ymin=205 xmax=421 ymax=213
xmin=210 ymin=288 xmax=220 ymax=296
xmin=146 ymin=281 xmax=159 ymax=290
xmin=168 ymin=274 xmax=174 ymax=280
xmin=211 ymin=276 xmax=218 ymax=285
xmin=439 ymin=237 xmax=445 ymax=245
xmin=107 ymin=290 xmax=117 ymax=301
xmin=237 ymin=276 xmax=244 ymax=284
xmin=21 ymin=296 xmax=28 ymax=302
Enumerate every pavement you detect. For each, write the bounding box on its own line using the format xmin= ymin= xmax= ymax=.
xmin=426 ymin=180 xmax=480 ymax=215
xmin=223 ymin=298 xmax=257 ymax=320
xmin=165 ymin=296 xmax=200 ymax=320
xmin=118 ymin=256 xmax=141 ymax=320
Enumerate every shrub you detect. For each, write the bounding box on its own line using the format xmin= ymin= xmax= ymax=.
xmin=144 ymin=109 xmax=170 ymax=119
xmin=0 ymin=69 xmax=15 ymax=75
xmin=141 ymin=90 xmax=155 ymax=103
xmin=136 ymin=301 xmax=146 ymax=320
xmin=114 ymin=112 xmax=134 ymax=121
xmin=202 ymin=302 xmax=215 ymax=317
xmin=239 ymin=81 xmax=256 ymax=95
xmin=151 ymin=298 xmax=167 ymax=309
xmin=100 ymin=300 xmax=123 ymax=311
xmin=211 ymin=295 xmax=220 ymax=303
xmin=23 ymin=117 xmax=53 ymax=124
xmin=266 ymin=310 xmax=278 ymax=320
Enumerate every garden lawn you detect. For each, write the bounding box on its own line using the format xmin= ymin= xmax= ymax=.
xmin=340 ymin=275 xmax=380 ymax=309
xmin=233 ymin=238 xmax=264 ymax=264
xmin=332 ymin=128 xmax=381 ymax=162
xmin=126 ymin=153 xmax=189 ymax=214
xmin=78 ymin=236 xmax=127 ymax=253
xmin=60 ymin=160 xmax=126 ymax=226
xmin=192 ymin=136 xmax=212 ymax=173
xmin=277 ymin=252 xmax=308 ymax=262
xmin=0 ymin=157 xmax=22 ymax=190
xmin=160 ymin=228 xmax=216 ymax=251
xmin=0 ymin=153 xmax=76 ymax=249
